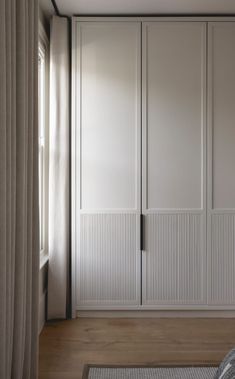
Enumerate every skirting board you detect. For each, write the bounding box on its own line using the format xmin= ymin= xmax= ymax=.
xmin=76 ymin=310 xmax=235 ymax=318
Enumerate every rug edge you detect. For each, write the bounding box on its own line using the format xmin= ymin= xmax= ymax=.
xmin=82 ymin=363 xmax=218 ymax=379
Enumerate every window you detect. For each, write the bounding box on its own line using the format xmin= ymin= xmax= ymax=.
xmin=38 ymin=23 xmax=49 ymax=268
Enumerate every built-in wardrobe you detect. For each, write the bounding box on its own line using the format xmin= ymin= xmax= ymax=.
xmin=72 ymin=18 xmax=235 ymax=315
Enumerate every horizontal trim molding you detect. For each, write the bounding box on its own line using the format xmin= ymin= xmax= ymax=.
xmin=73 ymin=17 xmax=235 ymax=23
xmin=77 ymin=310 xmax=235 ymax=318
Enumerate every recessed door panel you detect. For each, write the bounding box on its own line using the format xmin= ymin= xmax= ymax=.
xmin=80 ymin=23 xmax=140 ymax=211
xmin=144 ymin=23 xmax=204 ymax=210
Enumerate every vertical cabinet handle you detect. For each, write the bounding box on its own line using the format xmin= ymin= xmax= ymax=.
xmin=140 ymin=214 xmax=144 ymax=251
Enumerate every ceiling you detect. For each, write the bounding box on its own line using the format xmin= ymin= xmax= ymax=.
xmin=55 ymin=0 xmax=235 ymax=16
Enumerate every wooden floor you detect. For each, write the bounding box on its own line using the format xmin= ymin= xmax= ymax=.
xmin=39 ymin=318 xmax=235 ymax=379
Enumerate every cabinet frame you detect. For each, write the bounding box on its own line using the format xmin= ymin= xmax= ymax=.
xmin=72 ymin=17 xmax=235 ymax=318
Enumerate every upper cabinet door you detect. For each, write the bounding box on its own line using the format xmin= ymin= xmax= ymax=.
xmin=76 ymin=22 xmax=141 ymax=212
xmin=142 ymin=22 xmax=207 ymax=306
xmin=208 ymin=23 xmax=235 ymax=211
xmin=208 ymin=23 xmax=235 ymax=305
xmin=142 ymin=22 xmax=206 ymax=211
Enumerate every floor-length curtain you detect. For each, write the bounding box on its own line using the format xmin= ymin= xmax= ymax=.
xmin=0 ymin=0 xmax=39 ymax=378
xmin=48 ymin=16 xmax=70 ymax=319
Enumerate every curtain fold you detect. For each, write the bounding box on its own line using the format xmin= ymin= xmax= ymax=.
xmin=0 ymin=0 xmax=39 ymax=378
xmin=47 ymin=16 xmax=70 ymax=319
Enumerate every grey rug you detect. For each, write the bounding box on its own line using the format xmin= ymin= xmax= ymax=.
xmin=83 ymin=365 xmax=218 ymax=379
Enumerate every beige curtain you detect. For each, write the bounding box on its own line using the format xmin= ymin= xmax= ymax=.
xmin=0 ymin=0 xmax=39 ymax=378
xmin=48 ymin=16 xmax=70 ymax=319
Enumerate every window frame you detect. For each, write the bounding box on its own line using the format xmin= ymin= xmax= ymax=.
xmin=38 ymin=22 xmax=49 ymax=269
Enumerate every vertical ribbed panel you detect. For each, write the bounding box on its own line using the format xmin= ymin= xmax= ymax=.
xmin=144 ymin=213 xmax=204 ymax=304
xmin=77 ymin=214 xmax=139 ymax=306
xmin=208 ymin=214 xmax=235 ymax=304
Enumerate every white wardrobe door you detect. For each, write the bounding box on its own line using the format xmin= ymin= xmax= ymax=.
xmin=208 ymin=23 xmax=235 ymax=305
xmin=142 ymin=22 xmax=206 ymax=306
xmin=73 ymin=21 xmax=141 ymax=308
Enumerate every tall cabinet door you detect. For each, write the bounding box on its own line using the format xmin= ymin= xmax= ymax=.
xmin=72 ymin=21 xmax=141 ymax=309
xmin=207 ymin=23 xmax=235 ymax=305
xmin=142 ymin=22 xmax=207 ymax=307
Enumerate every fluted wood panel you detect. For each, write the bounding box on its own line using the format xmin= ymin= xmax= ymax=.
xmin=143 ymin=213 xmax=205 ymax=305
xmin=77 ymin=214 xmax=139 ymax=306
xmin=208 ymin=214 xmax=235 ymax=304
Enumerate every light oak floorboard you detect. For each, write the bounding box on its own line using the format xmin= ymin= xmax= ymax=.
xmin=39 ymin=318 xmax=235 ymax=379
